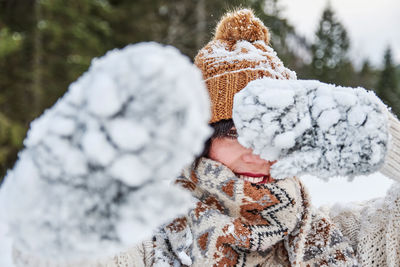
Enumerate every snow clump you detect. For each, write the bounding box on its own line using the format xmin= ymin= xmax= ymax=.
xmin=233 ymin=78 xmax=389 ymax=180
xmin=0 ymin=42 xmax=211 ymax=261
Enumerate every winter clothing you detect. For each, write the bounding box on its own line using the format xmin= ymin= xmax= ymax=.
xmin=12 ymin=120 xmax=400 ymax=266
xmin=233 ymin=78 xmax=389 ymax=179
xmin=16 ymin=112 xmax=396 ymax=266
xmin=194 ymin=9 xmax=296 ymax=123
xmin=3 ymin=42 xmax=210 ymax=262
xmin=151 ymin=158 xmax=357 ymax=266
xmin=106 ymin=115 xmax=400 ymax=267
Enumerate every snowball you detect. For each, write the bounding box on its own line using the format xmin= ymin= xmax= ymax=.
xmin=48 ymin=116 xmax=76 ymax=136
xmin=86 ymin=74 xmax=121 ymax=117
xmin=317 ymin=109 xmax=341 ymax=131
xmin=24 ymin=109 xmax=52 ymax=147
xmin=313 ymin=95 xmax=336 ymax=111
xmin=233 ymin=78 xmax=388 ymax=180
xmin=260 ymin=147 xmax=281 ymax=161
xmin=0 ymin=42 xmax=210 ymax=262
xmin=107 ymin=119 xmax=149 ymax=151
xmin=293 ymin=115 xmax=312 ymax=136
xmin=333 ymin=90 xmax=357 ymax=107
xmin=348 ymin=106 xmax=367 ymax=126
xmin=66 ymin=76 xmax=88 ymax=106
xmin=109 ymin=155 xmax=150 ymax=187
xmin=82 ymin=130 xmax=117 ymax=166
xmin=237 ymin=78 xmax=296 ymax=109
xmin=63 ymin=148 xmax=88 ymax=176
xmin=258 ymin=88 xmax=295 ymax=108
xmin=274 ymin=131 xmax=296 ymax=149
xmin=116 ymin=181 xmax=195 ymax=246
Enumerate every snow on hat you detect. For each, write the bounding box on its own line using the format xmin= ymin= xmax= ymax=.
xmin=194 ymin=8 xmax=297 ymax=123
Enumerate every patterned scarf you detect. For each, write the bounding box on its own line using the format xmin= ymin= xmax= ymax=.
xmin=153 ymin=158 xmax=359 ymax=266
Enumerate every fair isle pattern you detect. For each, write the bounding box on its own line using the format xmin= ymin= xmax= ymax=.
xmin=152 ymin=158 xmax=358 ymax=266
xmin=285 ymin=207 xmax=359 ymax=267
xmin=185 ymin=158 xmax=303 ymax=259
xmin=153 ymin=156 xmax=301 ymax=266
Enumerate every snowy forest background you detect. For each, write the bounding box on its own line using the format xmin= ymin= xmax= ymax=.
xmin=0 ymin=1 xmax=399 ymax=266
xmin=1 ymin=0 xmax=400 ymax=183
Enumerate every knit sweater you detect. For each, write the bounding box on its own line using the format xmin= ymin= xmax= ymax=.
xmin=12 ymin=113 xmax=400 ymax=266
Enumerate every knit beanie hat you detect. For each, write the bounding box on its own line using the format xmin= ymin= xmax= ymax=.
xmin=194 ymin=9 xmax=297 ymax=123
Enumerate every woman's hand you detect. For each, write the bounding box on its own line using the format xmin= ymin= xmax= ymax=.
xmin=233 ymin=78 xmax=389 ymax=180
xmin=0 ymin=43 xmax=211 ymax=261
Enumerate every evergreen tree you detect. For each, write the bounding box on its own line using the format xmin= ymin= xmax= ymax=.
xmin=376 ymin=47 xmax=400 ymax=116
xmin=397 ymin=65 xmax=400 ymax=89
xmin=357 ymin=59 xmax=378 ymax=90
xmin=0 ymin=0 xmax=37 ymax=182
xmin=0 ymin=0 xmax=114 ymax=181
xmin=37 ymin=0 xmax=114 ymax=111
xmin=309 ymin=5 xmax=353 ymax=85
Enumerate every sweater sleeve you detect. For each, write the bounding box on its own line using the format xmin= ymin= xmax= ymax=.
xmin=113 ymin=240 xmax=154 ymax=267
xmin=380 ymin=111 xmax=400 ymax=181
xmin=328 ymin=182 xmax=400 ymax=266
xmin=12 ymin=246 xmax=118 ymax=267
xmin=11 ymin=240 xmax=154 ymax=267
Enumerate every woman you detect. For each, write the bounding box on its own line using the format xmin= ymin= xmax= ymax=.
xmin=11 ymin=8 xmax=399 ymax=267
xmin=117 ymin=9 xmax=400 ymax=267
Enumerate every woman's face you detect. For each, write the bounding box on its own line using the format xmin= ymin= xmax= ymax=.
xmin=208 ymin=128 xmax=275 ymax=184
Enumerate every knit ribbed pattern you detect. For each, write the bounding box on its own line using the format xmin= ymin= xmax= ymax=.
xmin=380 ymin=111 xmax=400 ymax=180
xmin=328 ymin=182 xmax=400 ymax=267
xmin=194 ymin=9 xmax=296 ymax=123
xmin=12 ymin=247 xmax=116 ymax=267
xmin=12 ymin=241 xmax=154 ymax=267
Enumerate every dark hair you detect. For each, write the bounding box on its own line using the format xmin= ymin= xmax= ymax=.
xmin=194 ymin=119 xmax=235 ymax=167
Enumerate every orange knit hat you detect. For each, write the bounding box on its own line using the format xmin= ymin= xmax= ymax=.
xmin=194 ymin=9 xmax=297 ymax=123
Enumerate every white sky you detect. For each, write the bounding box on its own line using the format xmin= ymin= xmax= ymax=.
xmin=279 ymin=0 xmax=400 ymax=68
xmin=301 ymin=173 xmax=393 ymax=207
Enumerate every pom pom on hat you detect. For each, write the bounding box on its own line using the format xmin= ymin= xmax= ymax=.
xmin=214 ymin=9 xmax=270 ymax=44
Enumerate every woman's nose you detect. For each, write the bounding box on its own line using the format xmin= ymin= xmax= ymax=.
xmin=241 ymin=150 xmax=269 ymax=165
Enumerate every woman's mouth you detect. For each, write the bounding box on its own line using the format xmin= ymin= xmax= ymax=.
xmin=238 ymin=174 xmax=264 ymax=183
xmin=236 ymin=173 xmax=274 ymax=184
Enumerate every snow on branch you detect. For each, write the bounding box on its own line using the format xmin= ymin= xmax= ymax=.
xmin=0 ymin=43 xmax=211 ymax=261
xmin=233 ymin=78 xmax=389 ymax=180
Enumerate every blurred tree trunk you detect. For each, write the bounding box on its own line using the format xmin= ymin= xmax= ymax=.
xmin=32 ymin=0 xmax=43 ymax=116
xmin=196 ymin=0 xmax=207 ymax=49
xmin=166 ymin=2 xmax=185 ymax=44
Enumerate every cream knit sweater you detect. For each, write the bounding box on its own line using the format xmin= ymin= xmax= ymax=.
xmin=12 ymin=113 xmax=400 ymax=266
